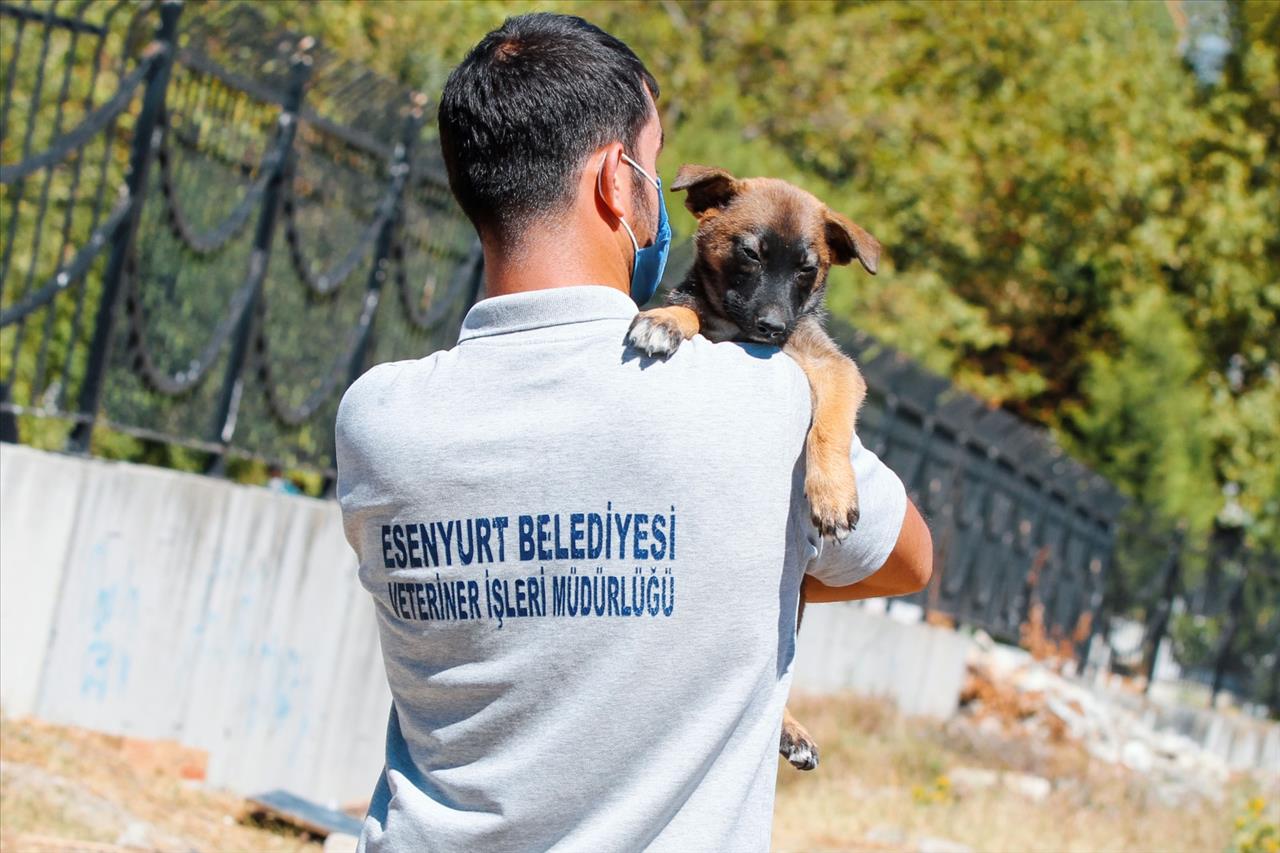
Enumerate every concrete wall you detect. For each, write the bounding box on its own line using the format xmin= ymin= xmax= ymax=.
xmin=1131 ymin=689 xmax=1280 ymax=774
xmin=0 ymin=445 xmax=86 ymax=719
xmin=792 ymin=601 xmax=971 ymax=719
xmin=1 ymin=443 xmax=973 ymax=805
xmin=0 ymin=443 xmax=390 ymax=804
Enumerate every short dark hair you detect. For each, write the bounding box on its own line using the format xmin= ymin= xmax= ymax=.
xmin=437 ymin=13 xmax=659 ymax=244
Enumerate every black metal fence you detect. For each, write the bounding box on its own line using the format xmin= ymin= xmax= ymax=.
xmin=1107 ymin=520 xmax=1280 ymax=712
xmin=1 ymin=1 xmax=479 ymax=473
xmin=5 ymin=1 xmax=1273 ymax=709
xmin=840 ymin=319 xmax=1279 ymax=713
xmin=833 ymin=321 xmax=1122 ymax=650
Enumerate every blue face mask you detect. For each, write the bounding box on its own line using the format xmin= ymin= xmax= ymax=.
xmin=599 ymin=153 xmax=671 ymax=306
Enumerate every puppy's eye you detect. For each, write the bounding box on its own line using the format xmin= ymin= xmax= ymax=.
xmin=741 ymin=245 xmax=761 ymax=262
xmin=799 ymin=265 xmax=818 ymax=276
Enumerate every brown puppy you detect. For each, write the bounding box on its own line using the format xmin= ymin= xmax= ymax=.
xmin=626 ymin=164 xmax=880 ymax=769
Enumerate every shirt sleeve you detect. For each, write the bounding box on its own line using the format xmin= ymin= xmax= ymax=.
xmin=801 ymin=432 xmax=908 ymax=587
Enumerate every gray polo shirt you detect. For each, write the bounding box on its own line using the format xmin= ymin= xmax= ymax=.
xmin=335 ymin=285 xmax=905 ymax=852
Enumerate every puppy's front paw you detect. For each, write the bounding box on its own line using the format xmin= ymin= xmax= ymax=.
xmin=627 ymin=311 xmax=686 ymax=358
xmin=806 ymin=464 xmax=860 ymax=541
xmin=780 ymin=717 xmax=820 ymax=771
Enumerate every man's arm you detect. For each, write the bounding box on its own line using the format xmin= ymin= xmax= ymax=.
xmin=803 ymin=498 xmax=933 ymax=602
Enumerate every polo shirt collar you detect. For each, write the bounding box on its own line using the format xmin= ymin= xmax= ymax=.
xmin=457 ymin=286 xmax=639 ymax=341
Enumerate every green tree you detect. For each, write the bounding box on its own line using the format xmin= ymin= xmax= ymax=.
xmin=1066 ymin=288 xmax=1218 ymax=533
xmin=9 ymin=0 xmax=1277 ymax=546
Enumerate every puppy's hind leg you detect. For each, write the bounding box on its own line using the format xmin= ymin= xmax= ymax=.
xmin=780 ymin=706 xmax=820 ymax=771
xmin=780 ymin=594 xmax=819 ymax=770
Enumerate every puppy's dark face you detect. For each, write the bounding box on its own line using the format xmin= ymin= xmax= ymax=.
xmin=672 ymin=166 xmax=880 ymax=345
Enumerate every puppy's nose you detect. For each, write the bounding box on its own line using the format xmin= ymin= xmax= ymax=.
xmin=756 ymin=316 xmax=787 ymax=340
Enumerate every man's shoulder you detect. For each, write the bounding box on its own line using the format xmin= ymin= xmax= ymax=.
xmin=661 ymin=334 xmax=811 ymax=411
xmin=336 ymin=353 xmax=445 ymax=433
xmin=338 ymin=359 xmax=403 ymax=413
xmin=667 ymin=334 xmax=808 ymax=387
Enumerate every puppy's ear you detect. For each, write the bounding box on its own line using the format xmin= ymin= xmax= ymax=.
xmin=824 ymin=210 xmax=880 ymax=275
xmin=671 ymin=165 xmax=740 ymax=218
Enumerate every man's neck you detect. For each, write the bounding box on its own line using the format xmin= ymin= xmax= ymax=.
xmin=481 ymin=220 xmax=631 ymax=299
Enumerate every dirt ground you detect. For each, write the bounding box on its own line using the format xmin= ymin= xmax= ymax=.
xmin=0 ymin=717 xmax=321 ymax=853
xmin=1 ymin=698 xmax=1274 ymax=853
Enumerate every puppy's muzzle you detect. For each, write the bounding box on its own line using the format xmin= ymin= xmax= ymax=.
xmin=753 ymin=310 xmax=790 ymax=344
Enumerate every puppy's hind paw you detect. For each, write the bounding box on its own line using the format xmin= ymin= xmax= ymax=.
xmin=780 ymin=722 xmax=820 ymax=771
xmin=627 ymin=312 xmax=686 ymax=359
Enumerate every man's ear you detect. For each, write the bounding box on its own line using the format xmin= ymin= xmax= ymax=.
xmin=671 ymin=164 xmax=740 ymax=218
xmin=824 ymin=209 xmax=880 ymax=274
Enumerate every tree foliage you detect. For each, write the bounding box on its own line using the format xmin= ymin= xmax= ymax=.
xmin=279 ymin=0 xmax=1278 ymax=552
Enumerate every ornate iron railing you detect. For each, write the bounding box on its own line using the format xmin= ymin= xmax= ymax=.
xmin=833 ymin=321 xmax=1122 ymax=648
xmin=0 ymin=0 xmax=481 ymax=473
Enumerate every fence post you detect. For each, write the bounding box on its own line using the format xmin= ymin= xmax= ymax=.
xmin=1142 ymin=529 xmax=1183 ymax=691
xmin=0 ymin=381 xmax=17 ymax=442
xmin=67 ymin=1 xmax=182 ymax=454
xmin=318 ymin=97 xmax=422 ymax=498
xmin=342 ymin=96 xmax=422 ymax=392
xmin=1267 ymin=635 xmax=1280 ymax=717
xmin=1210 ymin=569 xmax=1248 ymax=706
xmin=205 ymin=39 xmax=313 ymax=474
xmin=1078 ymin=540 xmax=1109 ymax=673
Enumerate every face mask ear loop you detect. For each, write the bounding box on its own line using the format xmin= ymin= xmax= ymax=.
xmin=620 ymin=153 xmax=660 ymax=190
xmin=598 ymin=154 xmax=640 ymax=259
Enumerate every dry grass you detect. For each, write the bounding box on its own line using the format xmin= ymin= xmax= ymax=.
xmin=1 ymin=705 xmax=1267 ymax=853
xmin=772 ymin=692 xmax=1257 ymax=852
xmin=0 ymin=716 xmax=320 ymax=853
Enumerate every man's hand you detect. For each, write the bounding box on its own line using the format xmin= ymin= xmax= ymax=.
xmin=803 ymin=499 xmax=932 ymax=602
